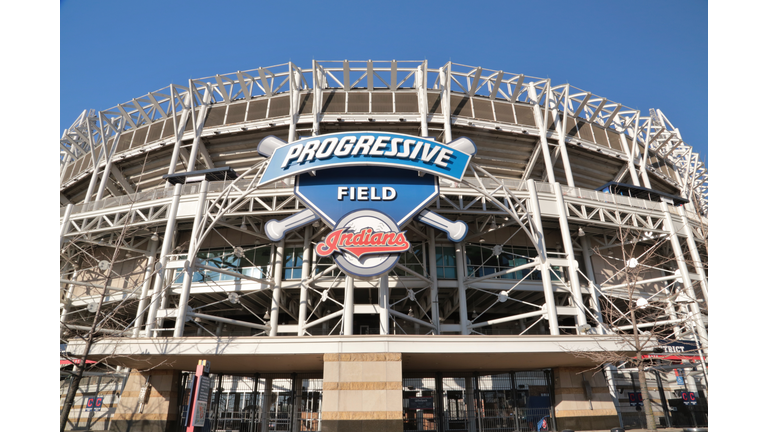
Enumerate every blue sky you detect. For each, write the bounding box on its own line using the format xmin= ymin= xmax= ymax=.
xmin=61 ymin=0 xmax=708 ymax=162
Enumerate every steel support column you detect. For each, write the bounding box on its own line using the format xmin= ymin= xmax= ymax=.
xmin=578 ymin=235 xmax=605 ymax=331
xmin=145 ymin=183 xmax=183 ymax=337
xmin=661 ymin=202 xmax=707 ymax=351
xmin=133 ymin=236 xmax=159 ymax=337
xmin=455 ymin=242 xmax=470 ymax=335
xmin=379 ymin=274 xmax=389 ymax=335
xmin=269 ymin=241 xmax=285 ymax=337
xmin=553 ymin=183 xmax=587 ymax=326
xmin=526 ymin=179 xmax=559 ymax=334
xmin=677 ymin=207 xmax=708 ymax=306
xmin=553 ymin=86 xmax=575 ymax=187
xmin=297 ymin=226 xmax=312 ymax=336
xmin=618 ymin=133 xmax=642 ymax=186
xmin=440 ymin=63 xmax=452 ymax=143
xmin=60 ymin=268 xmax=78 ymax=338
xmin=60 ymin=204 xmax=73 ymax=248
xmin=344 ymin=275 xmax=355 ymax=335
xmin=174 ymin=180 xmax=209 ymax=337
xmin=186 ymin=83 xmax=212 ymax=172
xmin=529 ymin=83 xmax=557 ymax=184
xmin=428 ymin=227 xmax=440 ymax=334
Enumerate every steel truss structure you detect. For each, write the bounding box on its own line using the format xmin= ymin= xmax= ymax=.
xmin=60 ymin=59 xmax=708 ymax=359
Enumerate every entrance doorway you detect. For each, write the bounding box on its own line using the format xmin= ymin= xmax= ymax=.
xmin=403 ymin=371 xmax=554 ymax=432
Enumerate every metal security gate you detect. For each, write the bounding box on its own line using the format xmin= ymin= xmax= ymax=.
xmin=177 ymin=373 xmax=322 ymax=432
xmin=404 ymin=371 xmax=554 ymax=432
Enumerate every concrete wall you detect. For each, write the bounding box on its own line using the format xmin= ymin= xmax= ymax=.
xmin=322 ymin=353 xmax=403 ymax=432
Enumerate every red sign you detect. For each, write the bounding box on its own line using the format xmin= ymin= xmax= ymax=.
xmin=316 ymin=228 xmax=410 ymax=258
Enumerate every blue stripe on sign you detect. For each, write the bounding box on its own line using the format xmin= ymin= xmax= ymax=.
xmin=258 ymin=132 xmax=472 ymax=185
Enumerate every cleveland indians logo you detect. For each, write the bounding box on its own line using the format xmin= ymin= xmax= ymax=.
xmin=257 ymin=132 xmax=476 ymax=278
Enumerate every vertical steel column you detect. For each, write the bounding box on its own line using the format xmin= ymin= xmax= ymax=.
xmin=526 ymin=179 xmax=560 ymax=334
xmin=95 ymin=129 xmax=121 ymax=201
xmin=145 ymin=183 xmax=183 ymax=337
xmin=417 ymin=60 xmax=429 ymax=137
xmin=603 ymin=364 xmax=623 ymax=429
xmin=292 ymin=374 xmax=302 ymax=432
xmin=288 ymin=62 xmax=298 ymax=143
xmin=260 ymin=377 xmax=273 ymax=432
xmin=343 ymin=275 xmax=355 ymax=335
xmin=553 ymin=85 xmax=575 ymax=187
xmin=677 ymin=207 xmax=708 ymax=306
xmin=455 ymin=242 xmax=470 ymax=335
xmin=174 ymin=180 xmax=209 ymax=337
xmin=269 ymin=241 xmax=286 ymax=337
xmin=553 ymin=183 xmax=587 ymax=326
xmin=83 ymin=165 xmax=101 ymax=204
xmin=297 ymin=226 xmax=312 ymax=336
xmin=60 ymin=203 xmax=74 ymax=248
xmin=379 ymin=273 xmax=389 ymax=335
xmin=440 ymin=63 xmax=452 ymax=143
xmin=186 ymin=82 xmax=212 ymax=172
xmin=167 ymin=85 xmax=191 ymax=177
xmin=133 ymin=236 xmax=159 ymax=337
xmin=661 ymin=202 xmax=708 ymax=351
xmin=312 ymin=60 xmax=322 ymax=136
xmin=428 ymin=228 xmax=441 ymax=334
xmin=60 ymin=267 xmax=78 ymax=337
xmin=618 ymin=133 xmax=642 ymax=186
xmin=465 ymin=375 xmax=477 ymax=432
xmin=529 ymin=83 xmax=557 ymax=184
xmin=578 ymin=235 xmax=605 ymax=331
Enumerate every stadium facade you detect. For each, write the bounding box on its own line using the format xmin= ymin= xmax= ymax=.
xmin=59 ymin=60 xmax=709 ymax=431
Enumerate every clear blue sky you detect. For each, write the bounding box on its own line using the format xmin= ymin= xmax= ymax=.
xmin=61 ymin=0 xmax=708 ymax=162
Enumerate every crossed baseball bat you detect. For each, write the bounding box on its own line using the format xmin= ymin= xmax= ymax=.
xmin=258 ymin=136 xmax=472 ymax=243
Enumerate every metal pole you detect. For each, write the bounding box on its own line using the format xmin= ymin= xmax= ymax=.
xmin=174 ymin=180 xmax=209 ymax=337
xmin=553 ymin=85 xmax=575 ymax=187
xmin=455 ymin=242 xmax=470 ymax=335
xmin=288 ymin=62 xmax=298 ymax=143
xmin=343 ymin=275 xmax=355 ymax=335
xmin=553 ymin=183 xmax=587 ymax=327
xmin=618 ymin=133 xmax=642 ymax=186
xmin=185 ymin=83 xmax=211 ymax=172
xmin=661 ymin=202 xmax=708 ymax=352
xmin=145 ymin=183 xmax=183 ymax=337
xmin=440 ymin=63 xmax=452 ymax=143
xmin=133 ymin=236 xmax=159 ymax=337
xmin=529 ymin=82 xmax=557 ymax=184
xmin=526 ymin=179 xmax=559 ymax=334
xmin=653 ymin=370 xmax=672 ymax=428
xmin=60 ymin=267 xmax=78 ymax=338
xmin=260 ymin=377 xmax=273 ymax=432
xmin=379 ymin=273 xmax=389 ymax=335
xmin=269 ymin=241 xmax=285 ymax=337
xmin=60 ymin=203 xmax=74 ymax=248
xmin=603 ymin=364 xmax=623 ymax=429
xmin=677 ymin=206 xmax=708 ymax=306
xmin=578 ymin=235 xmax=605 ymax=330
xmin=428 ymin=227 xmax=441 ymax=334
xmin=297 ymin=226 xmax=312 ymax=336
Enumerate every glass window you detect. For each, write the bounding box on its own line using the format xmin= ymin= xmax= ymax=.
xmin=394 ymin=242 xmax=426 ymax=276
xmin=435 ymin=246 xmax=457 ymax=279
xmin=283 ymin=247 xmax=304 ymax=280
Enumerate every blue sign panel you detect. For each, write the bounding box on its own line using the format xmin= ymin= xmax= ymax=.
xmin=258 ymin=132 xmax=473 ymax=185
xmin=295 ymin=166 xmax=438 ymax=227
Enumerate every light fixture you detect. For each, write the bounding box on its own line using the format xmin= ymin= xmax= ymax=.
xmin=578 ymin=227 xmax=585 ymax=237
xmin=151 ymin=233 xmax=159 ymax=242
xmin=263 ymin=310 xmax=271 ymax=320
xmin=490 ymin=218 xmax=497 ymax=230
xmin=472 ymin=309 xmax=478 ymax=319
xmin=479 ymin=238 xmax=486 ymax=243
xmin=240 ymin=218 xmax=247 ymax=230
xmin=408 ymin=307 xmax=414 ymax=317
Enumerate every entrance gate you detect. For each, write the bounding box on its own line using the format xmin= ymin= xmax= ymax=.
xmin=403 ymin=371 xmax=554 ymax=432
xmin=177 ymin=373 xmax=322 ymax=432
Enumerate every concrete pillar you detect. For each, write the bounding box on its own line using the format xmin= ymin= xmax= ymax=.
xmin=322 ymin=353 xmax=403 ymax=432
xmin=109 ymin=369 xmax=182 ymax=432
xmin=552 ymin=367 xmax=620 ymax=431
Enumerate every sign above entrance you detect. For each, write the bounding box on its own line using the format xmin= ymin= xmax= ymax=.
xmin=259 ymin=132 xmax=476 ymax=278
xmin=257 ymin=132 xmax=475 ymax=186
